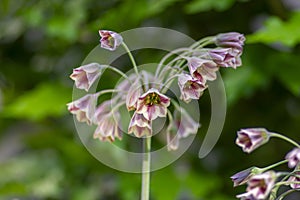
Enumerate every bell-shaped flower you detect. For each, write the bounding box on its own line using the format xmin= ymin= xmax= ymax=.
xmin=245 ymin=171 xmax=276 ymax=200
xmin=178 ymin=73 xmax=207 ymax=103
xmin=99 ymin=30 xmax=123 ymax=51
xmin=136 ymin=88 xmax=170 ymax=121
xmin=126 ymin=79 xmax=142 ymax=111
xmin=285 ymin=148 xmax=300 ymax=168
xmin=166 ymin=109 xmax=199 ymax=151
xmin=287 ymin=172 xmax=300 ymax=189
xmin=67 ymin=94 xmax=98 ymax=125
xmin=128 ymin=112 xmax=152 ymax=137
xmin=188 ymin=57 xmax=219 ymax=82
xmin=93 ymin=112 xmax=122 ymax=142
xmin=236 ymin=128 xmax=270 ymax=153
xmin=215 ymin=32 xmax=245 ymax=50
xmin=166 ymin=125 xmax=180 ymax=151
xmin=70 ymin=63 xmax=103 ymax=91
xmin=208 ymin=48 xmax=242 ymax=69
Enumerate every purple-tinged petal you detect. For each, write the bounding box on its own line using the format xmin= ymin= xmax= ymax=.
xmin=99 ymin=30 xmax=123 ymax=51
xmin=70 ymin=63 xmax=103 ymax=91
xmin=215 ymin=32 xmax=245 ymax=50
xmin=188 ymin=57 xmax=219 ymax=81
xmin=93 ymin=112 xmax=122 ymax=142
xmin=67 ymin=94 xmax=98 ymax=125
xmin=236 ymin=192 xmax=256 ymax=200
xmin=126 ymin=79 xmax=142 ymax=111
xmin=285 ymin=148 xmax=300 ymax=168
xmin=128 ymin=112 xmax=152 ymax=137
xmin=236 ymin=128 xmax=270 ymax=153
xmin=287 ymin=172 xmax=300 ymax=189
xmin=136 ymin=88 xmax=170 ymax=121
xmin=208 ymin=48 xmax=242 ymax=69
xmin=178 ymin=73 xmax=207 ymax=103
xmin=246 ymin=171 xmax=276 ymax=199
xmin=231 ymin=167 xmax=259 ymax=187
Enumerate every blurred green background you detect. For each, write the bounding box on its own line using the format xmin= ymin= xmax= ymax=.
xmin=0 ymin=0 xmax=300 ymax=199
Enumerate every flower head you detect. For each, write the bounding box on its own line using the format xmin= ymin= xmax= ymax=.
xmin=285 ymin=148 xmax=300 ymax=168
xmin=93 ymin=112 xmax=122 ymax=142
xmin=236 ymin=128 xmax=270 ymax=153
xmin=178 ymin=73 xmax=206 ymax=103
xmin=136 ymin=88 xmax=170 ymax=121
xmin=208 ymin=48 xmax=242 ymax=69
xmin=70 ymin=63 xmax=103 ymax=91
xmin=99 ymin=30 xmax=123 ymax=51
xmin=215 ymin=32 xmax=245 ymax=50
xmin=188 ymin=57 xmax=218 ymax=82
xmin=128 ymin=112 xmax=152 ymax=137
xmin=67 ymin=94 xmax=98 ymax=125
xmin=245 ymin=171 xmax=276 ymax=199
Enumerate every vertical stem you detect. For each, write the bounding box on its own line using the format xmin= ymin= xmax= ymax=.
xmin=141 ymin=136 xmax=151 ymax=200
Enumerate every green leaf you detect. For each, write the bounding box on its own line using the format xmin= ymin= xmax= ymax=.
xmin=2 ymin=83 xmax=71 ymax=121
xmin=247 ymin=11 xmax=300 ymax=47
xmin=185 ymin=0 xmax=235 ymax=14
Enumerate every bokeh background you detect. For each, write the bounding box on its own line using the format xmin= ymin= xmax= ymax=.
xmin=1 ymin=0 xmax=300 ymax=199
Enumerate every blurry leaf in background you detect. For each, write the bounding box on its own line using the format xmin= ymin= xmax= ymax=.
xmin=2 ymin=83 xmax=71 ymax=121
xmin=247 ymin=11 xmax=300 ymax=47
xmin=185 ymin=0 xmax=236 ymax=13
xmin=0 ymin=151 xmax=63 ymax=198
xmin=90 ymin=0 xmax=180 ymax=30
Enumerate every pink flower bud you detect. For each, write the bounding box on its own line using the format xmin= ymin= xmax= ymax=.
xmin=99 ymin=30 xmax=123 ymax=51
xmin=70 ymin=63 xmax=103 ymax=91
xmin=287 ymin=172 xmax=300 ymax=189
xmin=215 ymin=32 xmax=245 ymax=50
xmin=236 ymin=128 xmax=270 ymax=153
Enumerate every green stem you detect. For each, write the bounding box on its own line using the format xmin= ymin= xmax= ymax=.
xmin=122 ymin=42 xmax=139 ymax=77
xmin=258 ymin=160 xmax=288 ymax=173
xmin=270 ymin=133 xmax=300 ymax=148
xmin=141 ymin=136 xmax=151 ymax=200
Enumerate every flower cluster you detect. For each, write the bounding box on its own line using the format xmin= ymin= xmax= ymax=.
xmin=233 ymin=128 xmax=300 ymax=200
xmin=67 ymin=30 xmax=245 ymax=150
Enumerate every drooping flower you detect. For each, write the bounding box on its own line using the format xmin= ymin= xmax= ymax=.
xmin=285 ymin=148 xmax=300 ymax=168
xmin=236 ymin=128 xmax=270 ymax=153
xmin=231 ymin=167 xmax=259 ymax=187
xmin=93 ymin=112 xmax=122 ymax=142
xmin=126 ymin=79 xmax=142 ymax=111
xmin=166 ymin=125 xmax=180 ymax=151
xmin=99 ymin=30 xmax=123 ymax=51
xmin=70 ymin=63 xmax=103 ymax=91
xmin=208 ymin=48 xmax=242 ymax=69
xmin=287 ymin=172 xmax=300 ymax=189
xmin=136 ymin=88 xmax=170 ymax=121
xmin=166 ymin=109 xmax=199 ymax=151
xmin=67 ymin=94 xmax=98 ymax=125
xmin=244 ymin=171 xmax=276 ymax=200
xmin=187 ymin=57 xmax=219 ymax=82
xmin=178 ymin=73 xmax=206 ymax=103
xmin=215 ymin=32 xmax=245 ymax=50
xmin=128 ymin=112 xmax=152 ymax=137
